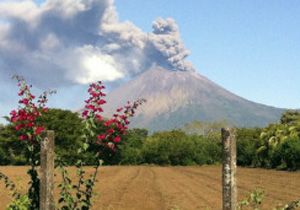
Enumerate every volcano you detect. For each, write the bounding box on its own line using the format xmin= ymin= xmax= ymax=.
xmin=103 ymin=67 xmax=285 ymax=131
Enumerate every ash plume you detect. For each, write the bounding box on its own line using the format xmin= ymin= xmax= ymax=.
xmin=0 ymin=0 xmax=194 ymax=88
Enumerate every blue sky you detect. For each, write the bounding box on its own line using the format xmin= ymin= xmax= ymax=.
xmin=115 ymin=0 xmax=300 ymax=109
xmin=0 ymin=0 xmax=299 ymax=123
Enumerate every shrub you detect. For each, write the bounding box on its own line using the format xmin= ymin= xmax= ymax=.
xmin=120 ymin=147 xmax=143 ymax=165
xmin=237 ymin=139 xmax=257 ymax=166
xmin=271 ymin=138 xmax=300 ymax=171
xmin=114 ymin=128 xmax=148 ymax=165
xmin=194 ymin=136 xmax=222 ymax=165
xmin=236 ymin=128 xmax=261 ymax=167
xmin=141 ymin=130 xmax=221 ymax=166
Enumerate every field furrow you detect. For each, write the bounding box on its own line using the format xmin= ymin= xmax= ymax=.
xmin=0 ymin=166 xmax=299 ymax=210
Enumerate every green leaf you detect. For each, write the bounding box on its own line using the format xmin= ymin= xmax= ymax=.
xmin=83 ymin=143 xmax=89 ymax=151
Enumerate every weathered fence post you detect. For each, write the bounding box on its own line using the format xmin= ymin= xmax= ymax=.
xmin=40 ymin=130 xmax=55 ymax=210
xmin=222 ymin=128 xmax=237 ymax=210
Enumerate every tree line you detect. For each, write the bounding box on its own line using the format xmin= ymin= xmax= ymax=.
xmin=0 ymin=109 xmax=299 ymax=170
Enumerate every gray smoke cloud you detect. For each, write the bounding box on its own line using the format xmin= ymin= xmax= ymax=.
xmin=0 ymin=0 xmax=194 ymax=88
xmin=149 ymin=18 xmax=193 ymax=71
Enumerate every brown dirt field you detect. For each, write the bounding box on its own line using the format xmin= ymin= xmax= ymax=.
xmin=0 ymin=166 xmax=299 ymax=210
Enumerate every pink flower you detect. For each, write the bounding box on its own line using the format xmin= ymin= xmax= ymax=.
xmin=107 ymin=128 xmax=115 ymax=134
xmin=27 ymin=122 xmax=34 ymax=128
xmin=27 ymin=115 xmax=35 ymax=122
xmin=82 ymin=110 xmax=89 ymax=117
xmin=96 ymin=107 xmax=103 ymax=112
xmin=18 ymin=90 xmax=24 ymax=96
xmin=19 ymin=135 xmax=27 ymax=141
xmin=29 ymin=94 xmax=35 ymax=99
xmin=116 ymin=108 xmax=123 ymax=112
xmin=10 ymin=110 xmax=17 ymax=116
xmin=11 ymin=117 xmax=18 ymax=123
xmin=97 ymin=99 xmax=106 ymax=105
xmin=113 ymin=136 xmax=121 ymax=143
xmin=104 ymin=120 xmax=114 ymax=127
xmin=19 ymin=98 xmax=29 ymax=105
xmin=116 ymin=123 xmax=124 ymax=129
xmin=35 ymin=126 xmax=44 ymax=135
xmin=15 ymin=124 xmax=23 ymax=131
xmin=120 ymin=115 xmax=127 ymax=120
xmin=91 ymin=92 xmax=99 ymax=97
xmin=97 ymin=134 xmax=106 ymax=141
xmin=85 ymin=104 xmax=95 ymax=110
xmin=96 ymin=115 xmax=103 ymax=121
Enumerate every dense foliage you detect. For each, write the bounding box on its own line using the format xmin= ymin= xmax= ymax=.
xmin=0 ymin=122 xmax=222 ymax=166
xmin=41 ymin=108 xmax=84 ymax=164
xmin=236 ymin=110 xmax=300 ymax=170
xmin=1 ymin=77 xmax=144 ymax=210
xmin=1 ymin=110 xmax=300 ymax=170
xmin=0 ymin=109 xmax=84 ymax=165
xmin=236 ymin=128 xmax=262 ymax=167
xmin=0 ymin=124 xmax=27 ymax=165
xmin=141 ymin=130 xmax=221 ymax=165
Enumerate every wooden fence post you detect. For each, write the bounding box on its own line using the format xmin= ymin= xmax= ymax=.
xmin=40 ymin=130 xmax=55 ymax=210
xmin=222 ymin=128 xmax=237 ymax=210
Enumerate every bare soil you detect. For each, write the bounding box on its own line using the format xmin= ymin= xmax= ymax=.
xmin=0 ymin=166 xmax=299 ymax=210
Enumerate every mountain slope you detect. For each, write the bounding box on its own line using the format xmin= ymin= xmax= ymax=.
xmin=104 ymin=67 xmax=285 ymax=131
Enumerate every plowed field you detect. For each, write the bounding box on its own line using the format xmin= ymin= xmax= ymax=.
xmin=0 ymin=166 xmax=299 ymax=210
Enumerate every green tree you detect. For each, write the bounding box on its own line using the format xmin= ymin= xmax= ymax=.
xmin=40 ymin=108 xmax=84 ymax=165
xmin=118 ymin=128 xmax=148 ymax=165
xmin=280 ymin=110 xmax=300 ymax=125
xmin=0 ymin=109 xmax=85 ymax=165
xmin=271 ymin=138 xmax=300 ymax=170
xmin=257 ymin=110 xmax=300 ymax=170
xmin=236 ymin=128 xmax=261 ymax=166
xmin=0 ymin=124 xmax=27 ymax=165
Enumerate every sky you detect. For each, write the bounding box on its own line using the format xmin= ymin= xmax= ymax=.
xmin=0 ymin=0 xmax=299 ymax=124
xmin=115 ymin=0 xmax=300 ymax=108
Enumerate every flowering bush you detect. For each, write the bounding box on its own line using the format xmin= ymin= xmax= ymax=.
xmin=82 ymin=81 xmax=145 ymax=151
xmin=9 ymin=75 xmax=51 ymax=143
xmin=57 ymin=81 xmax=145 ymax=210
xmin=4 ymin=76 xmax=145 ymax=210
xmin=4 ymin=76 xmax=144 ymax=210
xmin=8 ymin=76 xmax=55 ymax=210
